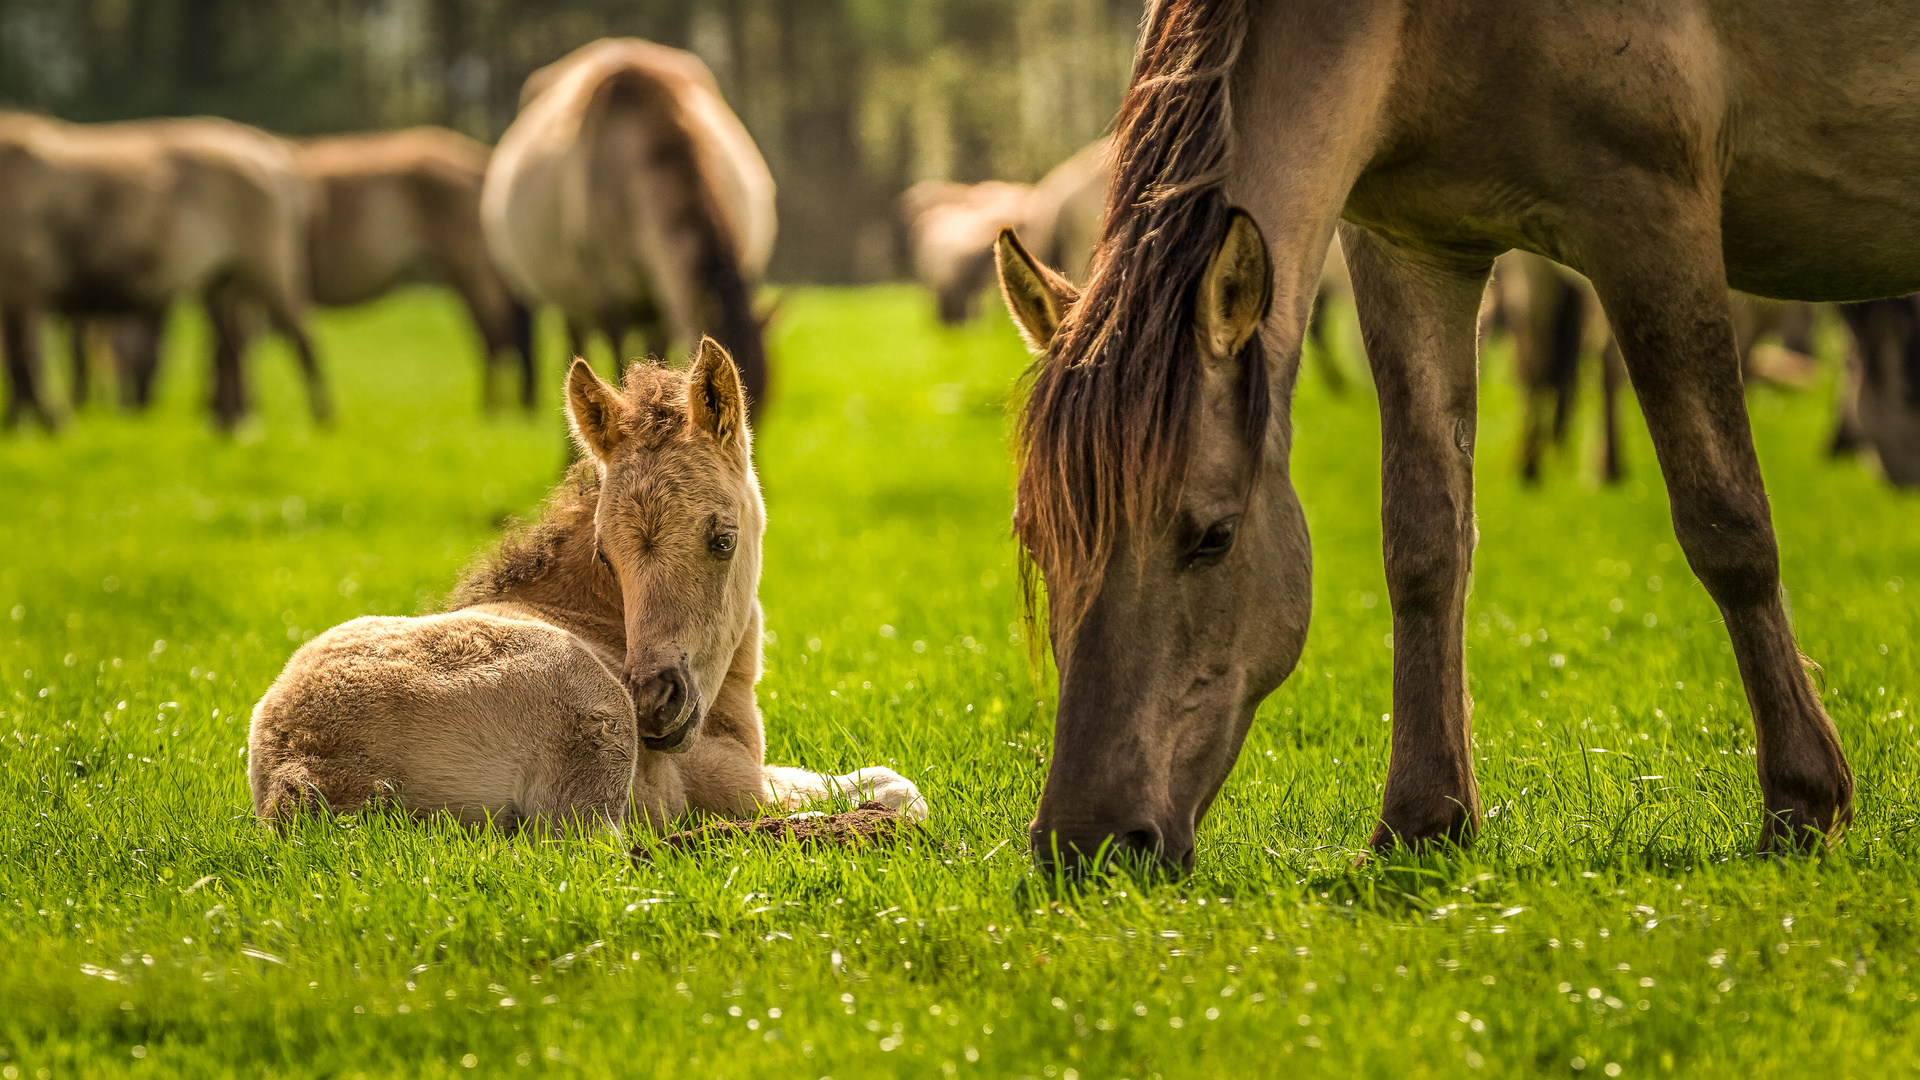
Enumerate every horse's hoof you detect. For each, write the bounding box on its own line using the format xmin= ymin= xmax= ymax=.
xmin=1757 ymin=758 xmax=1854 ymax=854
xmin=1367 ymin=804 xmax=1478 ymax=855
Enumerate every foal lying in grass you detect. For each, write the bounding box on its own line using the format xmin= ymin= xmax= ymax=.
xmin=247 ymin=338 xmax=926 ymax=833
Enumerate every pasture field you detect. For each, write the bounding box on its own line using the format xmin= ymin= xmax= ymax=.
xmin=1 ymin=286 xmax=1916 ymax=1079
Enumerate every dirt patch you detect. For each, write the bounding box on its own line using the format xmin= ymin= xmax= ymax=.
xmin=633 ymin=801 xmax=907 ymax=862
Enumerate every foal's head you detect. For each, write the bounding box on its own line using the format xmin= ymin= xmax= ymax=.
xmin=566 ymin=339 xmax=763 ymax=752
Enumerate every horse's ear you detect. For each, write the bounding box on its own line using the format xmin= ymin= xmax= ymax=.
xmin=566 ymin=358 xmax=627 ymax=464
xmin=1194 ymin=209 xmax=1273 ymax=365
xmin=689 ymin=336 xmax=748 ymax=451
xmin=996 ymin=226 xmax=1079 ymax=353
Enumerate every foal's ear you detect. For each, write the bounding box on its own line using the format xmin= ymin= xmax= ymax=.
xmin=689 ymin=336 xmax=748 ymax=451
xmin=566 ymin=358 xmax=627 ymax=464
xmin=996 ymin=227 xmax=1080 ymax=353
xmin=1194 ymin=209 xmax=1273 ymax=365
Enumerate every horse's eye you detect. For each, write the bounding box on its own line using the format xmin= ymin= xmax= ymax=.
xmin=1188 ymin=516 xmax=1238 ymax=567
xmin=710 ymin=532 xmax=737 ymax=557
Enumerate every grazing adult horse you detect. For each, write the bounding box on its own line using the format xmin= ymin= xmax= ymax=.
xmin=249 ymin=339 xmax=926 ymax=831
xmin=0 ymin=113 xmax=328 ymax=430
xmin=993 ymin=0 xmax=1904 ymax=873
xmin=296 ymin=128 xmax=535 ymax=411
xmin=482 ymin=39 xmax=775 ymax=418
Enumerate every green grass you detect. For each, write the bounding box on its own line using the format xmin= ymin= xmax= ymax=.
xmin=2 ymin=285 xmax=1916 ymax=1079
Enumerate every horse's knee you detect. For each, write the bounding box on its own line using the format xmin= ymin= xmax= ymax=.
xmin=1382 ymin=489 xmax=1473 ymax=613
xmin=1669 ymin=495 xmax=1779 ymax=609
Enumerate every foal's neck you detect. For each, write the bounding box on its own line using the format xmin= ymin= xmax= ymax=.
xmin=448 ymin=468 xmax=627 ymax=659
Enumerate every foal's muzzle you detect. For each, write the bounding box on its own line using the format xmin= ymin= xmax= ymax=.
xmin=628 ymin=660 xmax=700 ymax=753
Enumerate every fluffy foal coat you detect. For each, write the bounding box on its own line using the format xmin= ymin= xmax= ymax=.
xmin=247 ymin=340 xmax=925 ymax=832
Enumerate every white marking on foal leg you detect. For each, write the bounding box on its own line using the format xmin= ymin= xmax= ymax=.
xmin=762 ymin=765 xmax=930 ymax=822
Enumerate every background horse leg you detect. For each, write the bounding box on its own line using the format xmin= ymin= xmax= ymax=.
xmin=1599 ymin=340 xmax=1626 ymax=482
xmin=2 ymin=306 xmax=56 ymax=430
xmin=67 ymin=317 xmax=91 ymax=410
xmin=264 ymin=302 xmax=332 ymax=424
xmin=1304 ymin=291 xmax=1349 ymax=394
xmin=1582 ymin=196 xmax=1852 ymax=850
xmin=1343 ymin=225 xmax=1491 ymax=852
xmin=113 ymin=311 xmax=165 ymax=411
xmin=204 ymin=288 xmax=252 ymax=431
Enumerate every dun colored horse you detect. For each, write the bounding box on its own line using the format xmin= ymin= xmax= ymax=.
xmin=249 ymin=339 xmax=927 ymax=831
xmin=296 ymin=128 xmax=535 ymax=410
xmin=900 ymin=179 xmax=1034 ymax=325
xmin=0 ymin=113 xmax=328 ymax=430
xmin=482 ymin=39 xmax=775 ymax=418
xmin=994 ymin=0 xmax=1911 ymax=873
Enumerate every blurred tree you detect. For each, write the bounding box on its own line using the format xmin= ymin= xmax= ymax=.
xmin=0 ymin=0 xmax=1139 ymax=281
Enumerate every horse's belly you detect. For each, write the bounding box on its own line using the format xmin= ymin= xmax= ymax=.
xmin=1722 ymin=165 xmax=1920 ymax=301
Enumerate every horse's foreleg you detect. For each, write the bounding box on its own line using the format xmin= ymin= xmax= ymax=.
xmin=1342 ymin=224 xmax=1490 ymax=853
xmin=1582 ymin=194 xmax=1851 ymax=851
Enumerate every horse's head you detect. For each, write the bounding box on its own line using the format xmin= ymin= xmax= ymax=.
xmin=565 ymin=339 xmax=764 ymax=752
xmin=998 ymin=208 xmax=1311 ymax=877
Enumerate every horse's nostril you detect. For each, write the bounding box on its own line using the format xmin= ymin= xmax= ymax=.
xmin=630 ymin=665 xmax=690 ymax=729
xmin=1119 ymin=827 xmax=1161 ymax=856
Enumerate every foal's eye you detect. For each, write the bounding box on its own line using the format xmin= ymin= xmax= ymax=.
xmin=710 ymin=532 xmax=737 ymax=557
xmin=1187 ymin=516 xmax=1239 ymax=567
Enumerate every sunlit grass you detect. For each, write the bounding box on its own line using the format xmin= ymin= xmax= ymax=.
xmin=1 ymin=286 xmax=1915 ymax=1077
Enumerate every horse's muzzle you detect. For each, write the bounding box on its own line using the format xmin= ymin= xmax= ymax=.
xmin=1028 ymin=816 xmax=1195 ymax=879
xmin=629 ymin=661 xmax=700 ymax=753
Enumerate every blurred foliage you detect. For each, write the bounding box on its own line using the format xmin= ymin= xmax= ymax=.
xmin=0 ymin=0 xmax=1140 ymax=281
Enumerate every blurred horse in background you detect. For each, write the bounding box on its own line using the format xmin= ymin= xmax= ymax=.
xmin=899 ymin=179 xmax=1033 ymax=325
xmin=1488 ymin=251 xmax=1823 ymax=484
xmin=1835 ymin=298 xmax=1920 ymax=485
xmin=482 ymin=38 xmax=775 ymax=419
xmin=1016 ymin=137 xmax=1111 ymax=287
xmin=0 ymin=113 xmax=327 ymax=430
xmin=905 ymin=135 xmax=1354 ymax=391
xmin=297 ymin=128 xmax=535 ymax=411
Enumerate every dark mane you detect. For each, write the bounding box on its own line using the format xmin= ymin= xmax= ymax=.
xmin=1014 ymin=0 xmax=1266 ymax=648
xmin=446 ymin=363 xmax=689 ymax=609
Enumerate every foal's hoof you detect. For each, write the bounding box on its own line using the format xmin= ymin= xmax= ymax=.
xmin=846 ymin=766 xmax=929 ymax=823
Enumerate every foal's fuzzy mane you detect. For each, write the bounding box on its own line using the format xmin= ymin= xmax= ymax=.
xmin=447 ymin=363 xmax=691 ymax=608
xmin=1015 ymin=0 xmax=1267 ymax=650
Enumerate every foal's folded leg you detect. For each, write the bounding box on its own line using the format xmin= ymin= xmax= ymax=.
xmin=764 ymin=765 xmax=930 ymax=822
xmin=517 ymin=719 xmax=643 ymax=838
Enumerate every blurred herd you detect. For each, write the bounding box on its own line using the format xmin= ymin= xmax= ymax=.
xmin=0 ymin=0 xmax=1913 ymax=484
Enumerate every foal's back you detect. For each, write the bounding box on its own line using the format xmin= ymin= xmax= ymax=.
xmin=248 ymin=605 xmax=638 ymax=829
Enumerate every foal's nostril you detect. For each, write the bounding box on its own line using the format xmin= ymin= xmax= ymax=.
xmin=1118 ymin=827 xmax=1162 ymax=858
xmin=629 ymin=664 xmax=690 ymax=732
